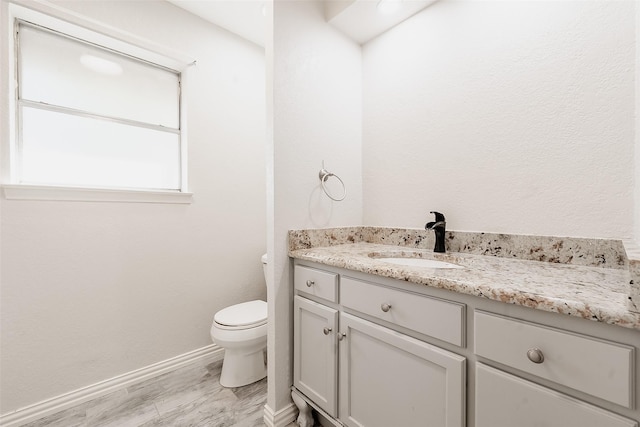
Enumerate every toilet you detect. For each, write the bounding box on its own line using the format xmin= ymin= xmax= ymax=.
xmin=210 ymin=254 xmax=268 ymax=388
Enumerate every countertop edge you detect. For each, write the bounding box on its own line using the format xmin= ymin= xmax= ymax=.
xmin=289 ymin=243 xmax=640 ymax=331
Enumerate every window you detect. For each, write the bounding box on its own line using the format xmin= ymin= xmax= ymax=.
xmin=5 ymin=4 xmax=193 ymax=202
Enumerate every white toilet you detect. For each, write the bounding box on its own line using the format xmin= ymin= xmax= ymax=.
xmin=210 ymin=254 xmax=268 ymax=388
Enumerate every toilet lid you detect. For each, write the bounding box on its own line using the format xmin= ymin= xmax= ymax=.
xmin=214 ymin=300 xmax=267 ymax=327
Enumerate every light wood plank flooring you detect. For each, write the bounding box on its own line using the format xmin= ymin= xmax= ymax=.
xmin=22 ymin=359 xmax=267 ymax=427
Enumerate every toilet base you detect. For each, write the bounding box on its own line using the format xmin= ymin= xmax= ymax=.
xmin=219 ymin=347 xmax=267 ymax=388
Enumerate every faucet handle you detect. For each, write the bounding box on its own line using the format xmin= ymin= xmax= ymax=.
xmin=430 ymin=211 xmax=446 ymax=222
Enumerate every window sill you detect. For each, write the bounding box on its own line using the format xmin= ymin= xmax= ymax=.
xmin=2 ymin=184 xmax=193 ymax=204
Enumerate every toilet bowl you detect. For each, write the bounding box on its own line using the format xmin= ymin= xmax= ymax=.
xmin=210 ymin=254 xmax=268 ymax=387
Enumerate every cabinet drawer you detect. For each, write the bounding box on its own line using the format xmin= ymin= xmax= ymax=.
xmin=474 ymin=311 xmax=634 ymax=408
xmin=476 ymin=363 xmax=637 ymax=427
xmin=294 ymin=265 xmax=338 ymax=303
xmin=340 ymin=276 xmax=465 ymax=347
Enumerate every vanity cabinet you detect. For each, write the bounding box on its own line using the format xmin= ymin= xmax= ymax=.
xmin=292 ymin=260 xmax=640 ymax=427
xmin=293 ymin=296 xmax=338 ymax=416
xmin=474 ymin=311 xmax=634 ymax=408
xmin=338 ymin=313 xmax=465 ymax=427
xmin=475 ymin=364 xmax=636 ymax=427
xmin=340 ymin=276 xmax=465 ymax=347
xmin=293 ymin=264 xmax=466 ymax=427
xmin=474 ymin=310 xmax=637 ymax=427
xmin=293 ymin=264 xmax=339 ymax=416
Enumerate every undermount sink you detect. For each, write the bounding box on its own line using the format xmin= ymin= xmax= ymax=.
xmin=375 ymin=257 xmax=463 ymax=269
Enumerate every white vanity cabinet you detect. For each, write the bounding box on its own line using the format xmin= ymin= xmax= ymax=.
xmin=293 ymin=265 xmax=339 ymax=417
xmin=292 ymin=261 xmax=639 ymax=427
xmin=474 ymin=311 xmax=634 ymax=408
xmin=474 ymin=311 xmax=637 ymax=427
xmin=338 ymin=313 xmax=465 ymax=427
xmin=293 ymin=296 xmax=338 ymax=416
xmin=293 ymin=264 xmax=466 ymax=427
xmin=475 ymin=364 xmax=636 ymax=427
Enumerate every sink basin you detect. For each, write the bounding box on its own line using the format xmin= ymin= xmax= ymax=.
xmin=376 ymin=257 xmax=463 ymax=269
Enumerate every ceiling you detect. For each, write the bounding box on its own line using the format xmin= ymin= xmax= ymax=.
xmin=326 ymin=0 xmax=436 ymax=45
xmin=167 ymin=0 xmax=436 ymax=48
xmin=167 ymin=0 xmax=266 ymax=47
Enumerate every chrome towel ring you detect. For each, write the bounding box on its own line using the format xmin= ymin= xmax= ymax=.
xmin=319 ymin=161 xmax=346 ymax=201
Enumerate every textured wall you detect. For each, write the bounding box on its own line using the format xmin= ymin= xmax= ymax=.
xmin=362 ymin=0 xmax=635 ymax=239
xmin=0 ymin=0 xmax=266 ymax=413
xmin=268 ymin=0 xmax=363 ymax=413
xmin=636 ymin=3 xmax=640 ymax=244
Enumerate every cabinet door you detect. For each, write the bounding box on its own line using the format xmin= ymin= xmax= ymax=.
xmin=475 ymin=363 xmax=637 ymax=427
xmin=338 ymin=313 xmax=466 ymax=427
xmin=293 ymin=295 xmax=338 ymax=416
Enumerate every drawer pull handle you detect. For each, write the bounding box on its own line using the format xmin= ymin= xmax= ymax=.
xmin=338 ymin=332 xmax=347 ymax=341
xmin=306 ymin=280 xmax=314 ymax=287
xmin=323 ymin=327 xmax=332 ymax=335
xmin=527 ymin=348 xmax=545 ymax=364
xmin=381 ymin=303 xmax=392 ymax=313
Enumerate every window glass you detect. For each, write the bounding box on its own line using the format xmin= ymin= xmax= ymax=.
xmin=19 ymin=24 xmax=179 ymax=128
xmin=15 ymin=21 xmax=183 ymax=192
xmin=21 ymin=107 xmax=181 ymax=190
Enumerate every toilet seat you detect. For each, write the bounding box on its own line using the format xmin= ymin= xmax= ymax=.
xmin=214 ymin=300 xmax=267 ymax=330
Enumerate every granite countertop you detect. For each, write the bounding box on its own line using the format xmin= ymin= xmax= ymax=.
xmin=288 ymin=228 xmax=640 ymax=331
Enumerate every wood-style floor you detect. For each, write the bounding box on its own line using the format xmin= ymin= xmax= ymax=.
xmin=22 ymin=359 xmax=267 ymax=427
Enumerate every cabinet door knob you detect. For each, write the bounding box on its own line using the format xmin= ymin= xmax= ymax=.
xmin=306 ymin=280 xmax=314 ymax=287
xmin=338 ymin=332 xmax=347 ymax=341
xmin=527 ymin=348 xmax=545 ymax=364
xmin=381 ymin=303 xmax=392 ymax=313
xmin=323 ymin=327 xmax=332 ymax=335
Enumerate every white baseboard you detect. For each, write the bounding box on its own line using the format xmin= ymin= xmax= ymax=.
xmin=263 ymin=402 xmax=298 ymax=427
xmin=0 ymin=344 xmax=224 ymax=427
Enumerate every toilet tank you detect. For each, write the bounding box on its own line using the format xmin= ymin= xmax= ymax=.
xmin=261 ymin=253 xmax=268 ymax=285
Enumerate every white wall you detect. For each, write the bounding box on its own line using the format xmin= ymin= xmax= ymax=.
xmin=636 ymin=1 xmax=640 ymax=244
xmin=267 ymin=0 xmax=362 ymax=414
xmin=362 ymin=0 xmax=636 ymax=239
xmin=0 ymin=0 xmax=266 ymax=413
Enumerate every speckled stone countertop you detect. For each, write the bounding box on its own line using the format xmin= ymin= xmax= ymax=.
xmin=288 ymin=227 xmax=640 ymax=331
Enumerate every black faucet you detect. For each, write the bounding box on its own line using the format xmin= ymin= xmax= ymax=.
xmin=425 ymin=211 xmax=446 ymax=253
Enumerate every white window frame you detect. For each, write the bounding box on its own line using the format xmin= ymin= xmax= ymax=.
xmin=2 ymin=1 xmax=194 ymax=203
